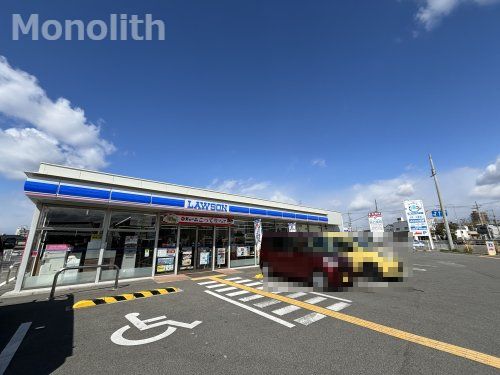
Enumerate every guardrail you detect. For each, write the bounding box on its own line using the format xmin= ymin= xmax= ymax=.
xmin=49 ymin=264 xmax=120 ymax=300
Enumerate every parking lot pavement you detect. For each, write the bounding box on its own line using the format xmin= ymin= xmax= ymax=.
xmin=0 ymin=251 xmax=499 ymax=374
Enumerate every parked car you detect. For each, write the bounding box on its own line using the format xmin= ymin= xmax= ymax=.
xmin=260 ymin=232 xmax=405 ymax=291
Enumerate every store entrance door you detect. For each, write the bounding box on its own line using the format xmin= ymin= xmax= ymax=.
xmin=177 ymin=226 xmax=214 ymax=273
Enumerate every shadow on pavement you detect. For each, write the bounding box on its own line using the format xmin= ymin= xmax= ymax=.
xmin=0 ymin=295 xmax=74 ymax=374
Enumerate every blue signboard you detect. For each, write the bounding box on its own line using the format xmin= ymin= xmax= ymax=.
xmin=431 ymin=210 xmax=448 ymax=218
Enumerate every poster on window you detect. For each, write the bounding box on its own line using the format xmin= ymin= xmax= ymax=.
xmin=236 ymin=246 xmax=250 ymax=257
xmin=199 ymin=250 xmax=210 ymax=265
xmin=288 ymin=222 xmax=297 ymax=232
xmin=156 ymin=256 xmax=175 ymax=273
xmin=181 ymin=247 xmax=193 ymax=268
xmin=217 ymin=248 xmax=226 ymax=265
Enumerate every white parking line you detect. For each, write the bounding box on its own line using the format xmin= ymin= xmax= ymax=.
xmin=0 ymin=322 xmax=32 ymax=374
xmin=239 ymin=294 xmax=265 ymax=302
xmin=205 ymin=291 xmax=294 ymax=328
xmin=243 ymin=281 xmax=262 ymax=287
xmin=206 ymin=283 xmax=226 ymax=289
xmin=197 ymin=280 xmax=218 ymax=285
xmin=310 ymin=292 xmax=352 ymax=303
xmin=285 ymin=292 xmax=307 ymax=299
xmin=216 ymin=286 xmax=238 ymax=292
xmin=254 ymin=299 xmax=281 ymax=308
xmin=226 ymin=290 xmax=250 ymax=297
xmin=255 ymin=286 xmax=264 ymax=290
xmin=303 ymin=296 xmax=327 ymax=304
xmin=225 ymin=277 xmax=242 ymax=281
xmin=294 ymin=312 xmax=326 ymax=326
xmin=413 ymin=268 xmax=427 ymax=272
xmin=327 ymin=302 xmax=350 ymax=311
xmin=233 ymin=279 xmax=253 ymax=284
xmin=272 ymin=305 xmax=301 ymax=316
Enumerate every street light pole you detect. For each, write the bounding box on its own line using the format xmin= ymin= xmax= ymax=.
xmin=429 ymin=154 xmax=454 ymax=250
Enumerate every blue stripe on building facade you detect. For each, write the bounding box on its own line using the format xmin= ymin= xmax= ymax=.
xmin=24 ymin=179 xmax=328 ymax=223
xmin=111 ymin=191 xmax=151 ymax=204
xmin=24 ymin=180 xmax=59 ymax=195
xmin=59 ymin=185 xmax=110 ymax=200
xmin=151 ymin=196 xmax=185 ymax=208
xmin=229 ymin=205 xmax=250 ymax=214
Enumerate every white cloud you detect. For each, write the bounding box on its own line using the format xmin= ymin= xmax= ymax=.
xmin=311 ymin=158 xmax=327 ymax=168
xmin=207 ymin=178 xmax=297 ymax=204
xmin=0 ymin=56 xmax=115 ymax=179
xmin=471 ymin=156 xmax=500 ymax=198
xmin=415 ymin=0 xmax=500 ymax=30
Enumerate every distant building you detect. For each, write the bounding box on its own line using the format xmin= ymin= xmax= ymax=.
xmin=392 ymin=218 xmax=409 ymax=233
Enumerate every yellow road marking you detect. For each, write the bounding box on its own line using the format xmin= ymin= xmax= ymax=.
xmin=190 ymin=274 xmax=227 ymax=281
xmin=209 ymin=276 xmax=500 ymax=369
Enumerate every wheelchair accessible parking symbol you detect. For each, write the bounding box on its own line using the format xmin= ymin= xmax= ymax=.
xmin=111 ymin=312 xmax=202 ymax=346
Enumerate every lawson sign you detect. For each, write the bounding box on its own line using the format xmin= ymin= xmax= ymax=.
xmin=185 ymin=199 xmax=228 ymax=213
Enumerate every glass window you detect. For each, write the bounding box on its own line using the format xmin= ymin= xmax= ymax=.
xmin=22 ymin=229 xmax=102 ymax=289
xmin=215 ymin=228 xmax=229 ymax=269
xmin=42 ymin=207 xmax=105 ymax=229
xmin=109 ymin=212 xmax=156 ymax=230
xmin=156 ymin=225 xmax=178 ymax=274
xmin=102 ymin=230 xmax=156 ymax=280
xmin=196 ymin=227 xmax=213 ymax=270
xmin=230 ymin=220 xmax=255 ymax=267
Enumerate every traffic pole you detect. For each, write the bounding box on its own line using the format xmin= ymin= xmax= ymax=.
xmin=429 ymin=154 xmax=454 ymax=250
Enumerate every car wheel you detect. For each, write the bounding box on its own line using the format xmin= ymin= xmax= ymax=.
xmin=312 ymin=271 xmax=329 ymax=290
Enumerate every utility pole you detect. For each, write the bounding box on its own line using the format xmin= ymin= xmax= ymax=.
xmin=347 ymin=213 xmax=352 ymax=232
xmin=429 ymin=154 xmax=454 ymax=250
xmin=375 ymin=199 xmax=378 ymax=212
xmin=474 ymin=201 xmax=493 ymax=239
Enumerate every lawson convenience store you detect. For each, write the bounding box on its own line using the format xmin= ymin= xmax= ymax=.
xmin=14 ymin=163 xmax=343 ymax=292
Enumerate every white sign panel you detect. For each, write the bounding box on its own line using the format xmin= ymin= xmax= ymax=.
xmin=404 ymin=200 xmax=430 ymax=237
xmin=486 ymin=241 xmax=496 ymax=256
xmin=368 ymin=212 xmax=384 ymax=232
xmin=288 ymin=222 xmax=297 ymax=232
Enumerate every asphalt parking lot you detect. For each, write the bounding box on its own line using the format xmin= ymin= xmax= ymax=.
xmin=1 ymin=251 xmax=499 ymax=374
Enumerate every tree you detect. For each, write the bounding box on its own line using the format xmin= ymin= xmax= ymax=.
xmin=433 ymin=221 xmax=458 ymax=241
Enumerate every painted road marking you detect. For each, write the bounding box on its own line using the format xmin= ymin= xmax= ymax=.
xmin=0 ymin=322 xmax=32 ymax=374
xmin=272 ymin=305 xmax=301 ymax=316
xmin=294 ymin=312 xmax=326 ymax=326
xmin=414 ymin=263 xmax=437 ymax=267
xmin=210 ymin=276 xmax=500 ymax=369
xmin=226 ymin=290 xmax=250 ymax=297
xmin=413 ymin=268 xmax=427 ymax=272
xmin=304 ymin=296 xmax=327 ymax=304
xmin=225 ymin=277 xmax=242 ymax=281
xmin=254 ymin=299 xmax=281 ymax=308
xmin=310 ymin=292 xmax=352 ymax=303
xmin=239 ymin=294 xmax=265 ymax=302
xmin=216 ymin=286 xmax=238 ymax=292
xmin=205 ymin=290 xmax=294 ymax=328
xmin=244 ymin=281 xmax=262 ymax=287
xmin=0 ymin=277 xmax=16 ymax=288
xmin=205 ymin=283 xmax=226 ymax=289
xmin=197 ymin=280 xmax=219 ymax=285
xmin=73 ymin=288 xmax=180 ymax=309
xmin=327 ymin=302 xmax=350 ymax=312
xmin=286 ymin=292 xmax=307 ymax=299
xmin=255 ymin=286 xmax=264 ymax=290
xmin=234 ymin=279 xmax=253 ymax=284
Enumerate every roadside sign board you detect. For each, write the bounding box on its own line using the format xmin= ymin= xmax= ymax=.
xmin=431 ymin=210 xmax=447 ymax=218
xmin=404 ymin=200 xmax=430 ymax=237
xmin=486 ymin=241 xmax=496 ymax=256
xmin=368 ymin=212 xmax=384 ymax=232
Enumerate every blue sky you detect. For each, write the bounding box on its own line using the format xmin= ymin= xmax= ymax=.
xmin=1 ymin=0 xmax=500 ymax=232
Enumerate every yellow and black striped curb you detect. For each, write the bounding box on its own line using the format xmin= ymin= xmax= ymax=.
xmin=73 ymin=287 xmax=181 ymax=309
